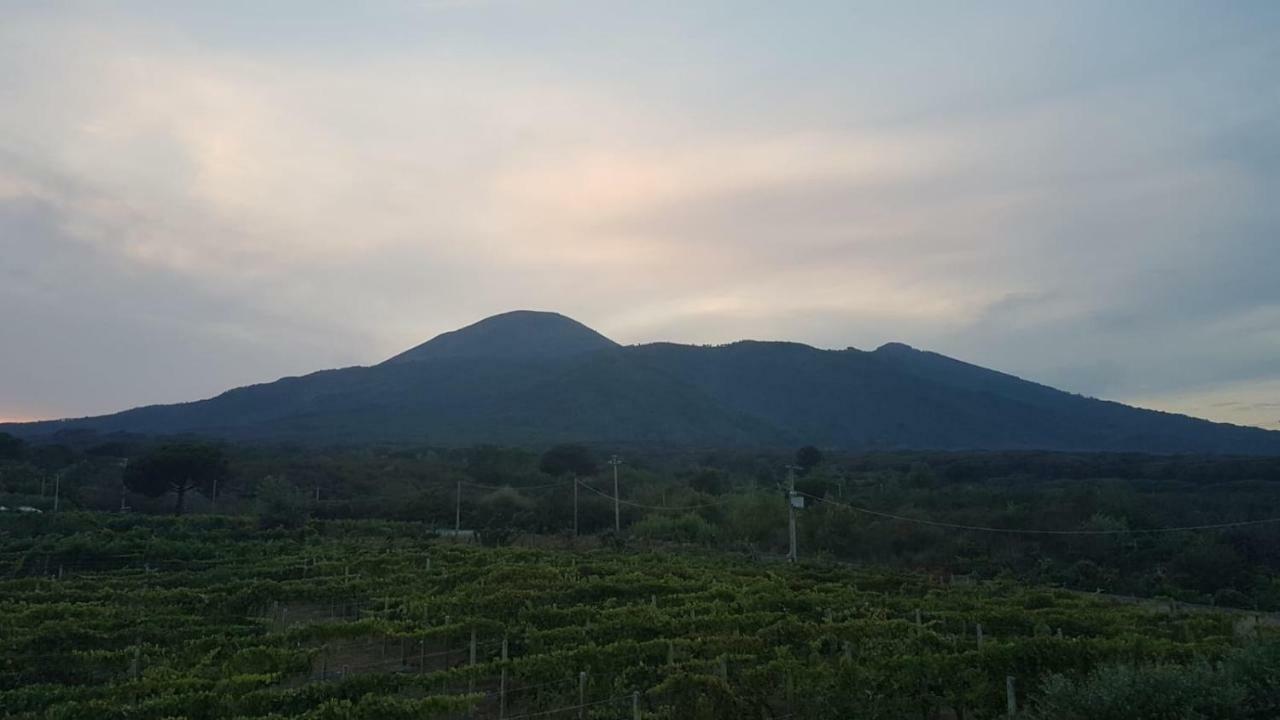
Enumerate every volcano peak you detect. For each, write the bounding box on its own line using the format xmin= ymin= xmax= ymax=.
xmin=383 ymin=310 xmax=619 ymax=364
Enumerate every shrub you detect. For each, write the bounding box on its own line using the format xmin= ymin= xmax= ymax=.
xmin=632 ymin=513 xmax=718 ymax=545
xmin=254 ymin=476 xmax=310 ymax=530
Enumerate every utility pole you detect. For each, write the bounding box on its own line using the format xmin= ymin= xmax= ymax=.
xmin=454 ymin=481 xmax=461 ymax=533
xmin=785 ymin=465 xmax=801 ymax=563
xmin=119 ymin=458 xmax=129 ymax=512
xmin=210 ymin=475 xmax=218 ymax=513
xmin=53 ymin=469 xmax=63 ymax=513
xmin=607 ymin=455 xmax=623 ymax=533
xmin=573 ymin=475 xmax=579 ymax=537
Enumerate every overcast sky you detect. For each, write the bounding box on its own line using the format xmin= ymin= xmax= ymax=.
xmin=2 ymin=1 xmax=1278 ymax=429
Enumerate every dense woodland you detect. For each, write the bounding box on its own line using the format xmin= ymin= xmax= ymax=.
xmin=5 ymin=432 xmax=1280 ymax=611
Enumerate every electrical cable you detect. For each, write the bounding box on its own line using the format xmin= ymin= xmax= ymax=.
xmin=797 ymin=491 xmax=1280 ymax=535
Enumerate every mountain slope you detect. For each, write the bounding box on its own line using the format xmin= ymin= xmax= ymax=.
xmin=6 ymin=312 xmax=1280 ymax=453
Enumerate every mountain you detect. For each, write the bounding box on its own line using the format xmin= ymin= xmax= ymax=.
xmin=383 ymin=310 xmax=618 ymax=364
xmin=6 ymin=311 xmax=1280 ymax=453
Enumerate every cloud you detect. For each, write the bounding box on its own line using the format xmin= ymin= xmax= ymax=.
xmin=1126 ymin=377 xmax=1280 ymax=430
xmin=1 ymin=3 xmax=1278 ymax=428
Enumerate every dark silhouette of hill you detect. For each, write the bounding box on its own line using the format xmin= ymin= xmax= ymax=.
xmin=6 ymin=311 xmax=1280 ymax=453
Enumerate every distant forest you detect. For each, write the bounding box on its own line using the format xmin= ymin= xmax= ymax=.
xmin=5 ymin=431 xmax=1280 ymax=610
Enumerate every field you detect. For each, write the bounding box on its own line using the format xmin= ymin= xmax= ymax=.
xmin=5 ymin=513 xmax=1278 ymax=719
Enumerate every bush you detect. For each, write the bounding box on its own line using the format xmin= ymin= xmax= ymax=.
xmin=1214 ymin=587 xmax=1255 ymax=610
xmin=254 ymin=476 xmax=310 ymax=530
xmin=633 ymin=513 xmax=718 ymax=545
xmin=1025 ymin=660 xmax=1245 ymax=719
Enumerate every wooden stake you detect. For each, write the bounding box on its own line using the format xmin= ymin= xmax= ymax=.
xmin=499 ymin=636 xmax=509 ymax=719
xmin=468 ymin=628 xmax=478 ymax=693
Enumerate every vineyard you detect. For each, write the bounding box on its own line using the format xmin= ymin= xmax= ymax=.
xmin=3 ymin=513 xmax=1278 ymax=719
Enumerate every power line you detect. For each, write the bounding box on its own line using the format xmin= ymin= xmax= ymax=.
xmin=797 ymin=491 xmax=1280 ymax=536
xmin=576 ymin=480 xmax=731 ymax=511
xmin=461 ymin=480 xmax=572 ymax=491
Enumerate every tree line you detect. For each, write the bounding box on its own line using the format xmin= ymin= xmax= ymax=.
xmin=5 ymin=432 xmax=1280 ymax=608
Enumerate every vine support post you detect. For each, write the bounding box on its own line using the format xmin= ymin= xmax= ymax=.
xmin=578 ymin=671 xmax=587 ymax=719
xmin=977 ymin=623 xmax=984 ymax=646
xmin=1006 ymin=675 xmax=1017 ymax=717
xmin=499 ymin=635 xmax=509 ymax=719
xmin=632 ymin=691 xmax=641 ymax=720
xmin=468 ymin=628 xmax=477 ymax=692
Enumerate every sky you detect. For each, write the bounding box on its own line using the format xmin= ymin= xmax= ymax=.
xmin=2 ymin=1 xmax=1278 ymax=429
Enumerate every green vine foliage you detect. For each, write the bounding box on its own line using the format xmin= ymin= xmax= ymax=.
xmin=3 ymin=512 xmax=1279 ymax=719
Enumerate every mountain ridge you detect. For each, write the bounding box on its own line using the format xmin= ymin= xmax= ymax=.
xmin=5 ymin=311 xmax=1279 ymax=454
